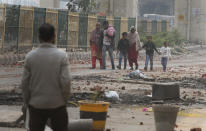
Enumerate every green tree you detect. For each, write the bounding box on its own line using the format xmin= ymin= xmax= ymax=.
xmin=138 ymin=26 xmax=185 ymax=47
xmin=67 ymin=0 xmax=99 ymax=14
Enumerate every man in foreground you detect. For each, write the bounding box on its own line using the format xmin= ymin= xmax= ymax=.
xmin=21 ymin=23 xmax=71 ymax=131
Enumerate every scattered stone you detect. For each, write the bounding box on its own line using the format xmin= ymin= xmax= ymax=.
xmin=190 ymin=128 xmax=202 ymax=131
xmin=86 ymin=81 xmax=90 ymax=86
xmin=90 ymin=88 xmax=95 ymax=91
xmin=182 ymin=91 xmax=186 ymax=94
xmin=139 ymin=122 xmax=144 ymax=125
xmin=202 ymin=74 xmax=206 ymax=78
xmin=183 ymin=95 xmax=188 ymax=99
xmin=76 ymin=86 xmax=81 ymax=91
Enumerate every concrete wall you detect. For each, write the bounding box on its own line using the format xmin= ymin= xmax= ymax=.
xmin=139 ymin=0 xmax=174 ymax=16
xmin=190 ymin=0 xmax=206 ymax=43
xmin=40 ymin=0 xmax=59 ymax=8
xmin=98 ymin=0 xmax=138 ymax=18
xmin=97 ymin=0 xmax=110 ymax=15
xmin=39 ymin=0 xmax=138 ymax=18
xmin=174 ymin=0 xmax=188 ymax=39
xmin=113 ymin=0 xmax=126 ymax=17
xmin=175 ymin=0 xmax=206 ymax=43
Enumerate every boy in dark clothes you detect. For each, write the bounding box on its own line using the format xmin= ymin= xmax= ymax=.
xmin=117 ymin=32 xmax=129 ymax=70
xmin=142 ymin=36 xmax=160 ymax=71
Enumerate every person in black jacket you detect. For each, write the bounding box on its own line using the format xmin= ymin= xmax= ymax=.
xmin=142 ymin=36 xmax=160 ymax=71
xmin=117 ymin=32 xmax=129 ymax=70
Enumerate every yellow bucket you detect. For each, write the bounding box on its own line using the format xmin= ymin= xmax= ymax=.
xmin=78 ymin=100 xmax=110 ymax=131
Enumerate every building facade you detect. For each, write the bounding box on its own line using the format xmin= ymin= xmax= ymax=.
xmin=97 ymin=0 xmax=138 ymax=18
xmin=139 ymin=0 xmax=174 ymax=16
xmin=175 ymin=0 xmax=206 ymax=43
xmin=40 ymin=0 xmax=59 ymax=8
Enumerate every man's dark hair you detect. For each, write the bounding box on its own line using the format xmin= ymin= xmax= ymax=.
xmin=103 ymin=21 xmax=109 ymax=26
xmin=39 ymin=23 xmax=55 ymax=42
xmin=122 ymin=32 xmax=127 ymax=36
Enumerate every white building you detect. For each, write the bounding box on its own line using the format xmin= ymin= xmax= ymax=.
xmin=0 ymin=0 xmax=39 ymax=6
xmin=39 ymin=0 xmax=68 ymax=9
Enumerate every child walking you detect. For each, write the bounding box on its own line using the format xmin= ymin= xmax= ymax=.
xmin=142 ymin=36 xmax=160 ymax=71
xmin=117 ymin=32 xmax=129 ymax=70
xmin=160 ymin=42 xmax=171 ymax=72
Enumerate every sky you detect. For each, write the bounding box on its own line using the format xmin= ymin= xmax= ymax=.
xmin=60 ymin=1 xmax=68 ymax=9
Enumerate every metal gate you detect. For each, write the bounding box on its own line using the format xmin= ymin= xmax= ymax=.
xmin=78 ymin=13 xmax=88 ymax=49
xmin=33 ymin=7 xmax=46 ymax=45
xmin=114 ymin=17 xmax=121 ymax=47
xmin=161 ymin=20 xmax=167 ymax=32
xmin=58 ymin=10 xmax=68 ymax=48
xmin=142 ymin=20 xmax=147 ymax=33
xmin=97 ymin=16 xmax=106 ymax=30
xmin=4 ymin=5 xmax=20 ymax=51
xmin=128 ymin=18 xmax=136 ymax=31
xmin=152 ymin=20 xmax=157 ymax=34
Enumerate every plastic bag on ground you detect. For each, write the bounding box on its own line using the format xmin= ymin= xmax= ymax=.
xmin=104 ymin=91 xmax=120 ymax=101
xmin=128 ymin=70 xmax=147 ymax=79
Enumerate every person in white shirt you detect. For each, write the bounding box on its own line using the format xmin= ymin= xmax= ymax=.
xmin=160 ymin=42 xmax=171 ymax=72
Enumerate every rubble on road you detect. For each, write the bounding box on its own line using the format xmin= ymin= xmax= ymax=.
xmin=190 ymin=128 xmax=202 ymax=131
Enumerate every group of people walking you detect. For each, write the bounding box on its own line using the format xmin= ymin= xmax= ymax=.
xmin=90 ymin=21 xmax=171 ymax=72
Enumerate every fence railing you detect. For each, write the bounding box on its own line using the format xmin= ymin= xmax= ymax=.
xmin=0 ymin=4 xmax=171 ymax=54
xmin=139 ymin=20 xmax=171 ymax=34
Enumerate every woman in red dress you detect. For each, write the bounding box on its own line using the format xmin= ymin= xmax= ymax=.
xmin=90 ymin=23 xmax=102 ymax=69
xmin=127 ymin=26 xmax=141 ymax=70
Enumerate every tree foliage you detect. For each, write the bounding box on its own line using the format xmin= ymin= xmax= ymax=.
xmin=67 ymin=0 xmax=99 ymax=14
xmin=138 ymin=27 xmax=185 ymax=47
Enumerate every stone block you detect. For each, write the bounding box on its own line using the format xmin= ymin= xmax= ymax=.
xmin=152 ymin=83 xmax=180 ymax=100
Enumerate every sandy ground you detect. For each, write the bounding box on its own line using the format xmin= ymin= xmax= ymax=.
xmin=0 ymin=45 xmax=206 ymax=131
xmin=0 ymin=106 xmax=206 ymax=131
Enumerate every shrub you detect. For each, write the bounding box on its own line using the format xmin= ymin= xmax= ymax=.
xmin=138 ymin=28 xmax=185 ymax=48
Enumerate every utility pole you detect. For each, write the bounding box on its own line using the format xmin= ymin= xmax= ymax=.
xmin=136 ymin=0 xmax=139 ymax=30
xmin=108 ymin=0 xmax=114 ymax=16
xmin=187 ymin=0 xmax=191 ymax=41
xmin=54 ymin=0 xmax=59 ymax=8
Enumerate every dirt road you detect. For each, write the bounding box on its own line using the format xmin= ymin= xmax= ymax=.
xmin=0 ymin=45 xmax=206 ymax=131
